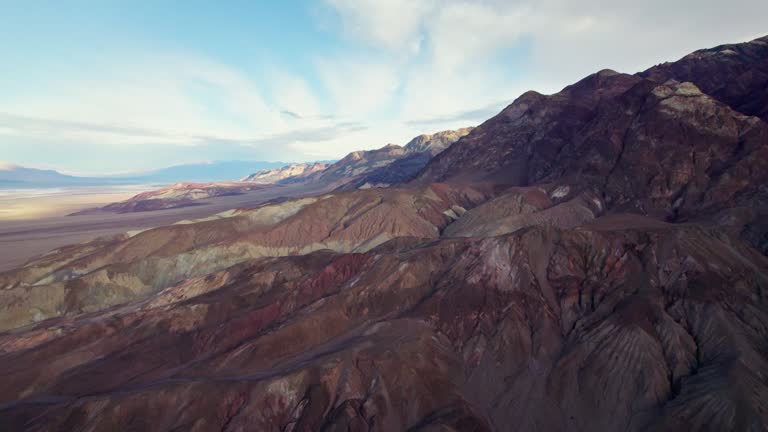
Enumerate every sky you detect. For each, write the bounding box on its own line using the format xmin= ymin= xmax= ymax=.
xmin=0 ymin=0 xmax=766 ymax=175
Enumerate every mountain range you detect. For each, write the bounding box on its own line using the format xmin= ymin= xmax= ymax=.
xmin=0 ymin=160 xmax=292 ymax=188
xmin=125 ymin=160 xmax=291 ymax=184
xmin=242 ymin=128 xmax=473 ymax=189
xmin=0 ymin=36 xmax=767 ymax=431
xmin=0 ymin=162 xmax=103 ymax=188
xmin=81 ymin=128 xmax=473 ymax=214
xmin=241 ymin=162 xmax=330 ymax=184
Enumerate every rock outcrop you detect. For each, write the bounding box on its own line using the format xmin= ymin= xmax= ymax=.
xmin=641 ymin=35 xmax=768 ymax=122
xmin=241 ymin=162 xmax=329 ymax=184
xmin=95 ymin=128 xmax=472 ymax=216
xmin=403 ymin=127 xmax=475 ymax=155
xmin=308 ymin=127 xmax=473 ymax=190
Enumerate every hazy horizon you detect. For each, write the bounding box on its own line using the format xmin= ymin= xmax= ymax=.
xmin=0 ymin=159 xmax=309 ymax=178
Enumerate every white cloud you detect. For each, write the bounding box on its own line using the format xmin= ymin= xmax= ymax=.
xmin=4 ymin=0 xmax=768 ymax=172
xmin=319 ymin=0 xmax=768 ymax=138
xmin=0 ymin=54 xmax=354 ymax=160
xmin=316 ymin=56 xmax=401 ymax=117
xmin=325 ymin=0 xmax=435 ymax=54
xmin=426 ymin=2 xmax=527 ymax=71
xmin=0 ymin=55 xmax=283 ymax=146
xmin=269 ymin=73 xmax=323 ymax=119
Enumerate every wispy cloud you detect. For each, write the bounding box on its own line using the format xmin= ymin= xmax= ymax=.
xmin=405 ymin=101 xmax=508 ymax=126
xmin=0 ymin=53 xmax=363 ymax=163
xmin=203 ymin=122 xmax=369 ymax=148
xmin=0 ymin=113 xmax=194 ymax=145
xmin=323 ymin=0 xmax=768 ymax=120
xmin=280 ymin=110 xmax=303 ymax=120
xmin=0 ymin=112 xmax=365 ymax=150
xmin=2 ymin=0 xmax=767 ymax=173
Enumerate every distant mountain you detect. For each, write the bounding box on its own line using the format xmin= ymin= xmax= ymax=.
xmin=0 ymin=160 xmax=291 ymax=188
xmin=318 ymin=127 xmax=473 ymax=190
xmin=125 ymin=161 xmax=289 ymax=183
xmin=347 ymin=127 xmax=474 ymax=189
xmin=87 ymin=162 xmax=330 ymax=214
xmin=268 ymin=128 xmax=473 ymax=189
xmin=238 ymin=128 xmax=473 ymax=189
xmin=0 ymin=161 xmax=71 ymax=184
xmin=241 ymin=162 xmax=329 ymax=184
xmin=305 ymin=143 xmax=409 ymax=187
xmin=0 ymin=162 xmax=125 ymax=188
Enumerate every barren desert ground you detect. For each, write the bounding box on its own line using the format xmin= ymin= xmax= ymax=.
xmin=0 ymin=183 xmax=325 ymax=271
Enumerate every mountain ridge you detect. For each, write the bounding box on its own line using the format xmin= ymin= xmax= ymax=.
xmin=241 ymin=162 xmax=330 ymax=184
xmin=91 ymin=128 xmax=473 ymax=214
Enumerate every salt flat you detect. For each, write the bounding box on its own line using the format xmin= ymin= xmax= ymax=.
xmin=0 ymin=185 xmax=156 ymax=220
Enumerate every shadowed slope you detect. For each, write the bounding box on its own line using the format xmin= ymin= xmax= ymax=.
xmin=0 ymin=223 xmax=765 ymax=430
xmin=641 ymin=35 xmax=768 ymax=122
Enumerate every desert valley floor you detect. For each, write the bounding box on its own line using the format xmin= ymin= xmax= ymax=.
xmin=0 ymin=183 xmax=329 ymax=271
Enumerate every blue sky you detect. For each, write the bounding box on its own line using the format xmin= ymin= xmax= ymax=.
xmin=1 ymin=0 xmax=766 ymax=175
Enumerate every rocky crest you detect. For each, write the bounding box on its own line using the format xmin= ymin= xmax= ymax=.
xmin=403 ymin=127 xmax=475 ymax=155
xmin=93 ymin=128 xmax=472 ymax=215
xmin=1 ymin=36 xmax=767 ymax=431
xmin=307 ymin=127 xmax=473 ymax=190
xmin=641 ymin=35 xmax=768 ymax=122
xmin=241 ymin=162 xmax=329 ymax=184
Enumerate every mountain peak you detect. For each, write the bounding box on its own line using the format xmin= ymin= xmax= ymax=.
xmin=0 ymin=161 xmax=19 ymax=171
xmin=241 ymin=162 xmax=329 ymax=184
xmin=403 ymin=127 xmax=474 ymax=155
xmin=596 ymin=68 xmax=620 ymax=76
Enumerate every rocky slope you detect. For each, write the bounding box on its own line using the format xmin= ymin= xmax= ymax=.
xmin=641 ymin=35 xmax=768 ymax=122
xmin=0 ymin=36 xmax=767 ymax=431
xmin=415 ymin=39 xmax=768 ymax=251
xmin=241 ymin=162 xmax=329 ymax=184
xmin=92 ymin=128 xmax=470 ymax=214
xmin=307 ymin=128 xmax=473 ymax=190
xmin=0 ymin=184 xmax=491 ymax=331
xmin=1 ymin=220 xmax=765 ymax=431
xmin=403 ymin=127 xmax=475 ymax=155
